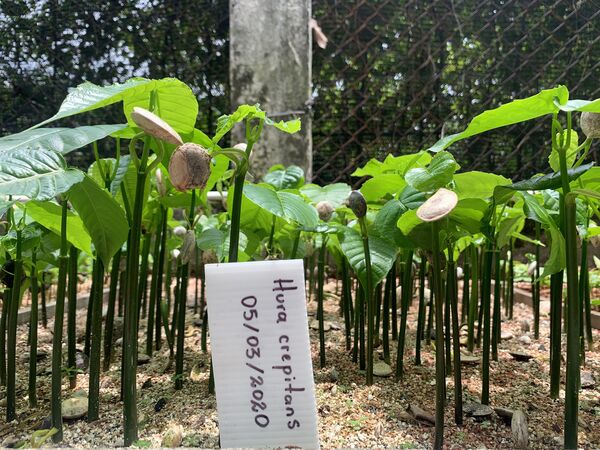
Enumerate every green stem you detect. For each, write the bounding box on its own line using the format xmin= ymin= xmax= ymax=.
xmin=104 ymin=249 xmax=121 ymax=371
xmin=581 ymin=239 xmax=592 ymax=349
xmin=549 ymin=270 xmax=563 ymax=398
xmin=480 ymin=244 xmax=493 ymax=405
xmin=28 ymin=251 xmax=39 ymax=408
xmin=317 ymin=235 xmax=327 ymax=368
xmin=359 ymin=217 xmax=374 ymax=385
xmin=467 ymin=245 xmax=479 ymax=352
xmin=415 ymin=255 xmax=427 ymax=365
xmin=533 ymin=222 xmax=541 ymax=339
xmin=51 ymin=199 xmax=69 ymax=442
xmin=341 ymin=259 xmax=353 ymax=351
xmin=88 ymin=257 xmax=105 ymax=422
xmin=7 ymin=228 xmax=22 ymax=422
xmin=155 ymin=207 xmax=168 ymax=350
xmin=382 ymin=268 xmax=391 ymax=363
xmin=491 ymin=249 xmax=501 ymax=361
xmin=67 ymin=245 xmax=78 ymax=388
xmin=447 ymin=245 xmax=462 ymax=425
xmin=431 ymin=221 xmax=445 ymax=450
xmin=396 ymin=250 xmax=413 ymax=380
xmin=122 ymin=140 xmax=149 ymax=445
xmin=290 ymin=230 xmax=301 ymax=259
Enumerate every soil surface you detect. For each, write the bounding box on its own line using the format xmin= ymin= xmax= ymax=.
xmin=2 ymin=278 xmax=599 ymax=449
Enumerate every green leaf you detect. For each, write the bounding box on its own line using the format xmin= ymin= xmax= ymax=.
xmin=197 ymin=227 xmax=248 ymax=262
xmin=448 ymin=198 xmax=488 ymax=234
xmin=548 ymin=130 xmax=579 ymax=172
xmin=352 ymin=151 xmax=432 ymax=177
xmin=35 ymin=78 xmax=154 ymax=127
xmin=0 ymin=124 xmax=126 ymax=155
xmin=405 ymin=151 xmax=460 ymax=192
xmin=428 ymin=86 xmax=570 ymax=152
xmin=0 ymin=148 xmax=84 ymax=200
xmin=556 ymin=98 xmax=600 ymax=112
xmin=263 ymin=165 xmax=305 ymax=190
xmin=22 ymin=201 xmax=92 ymax=254
xmin=542 ymin=226 xmax=566 ymax=278
xmin=360 ymin=174 xmax=406 ymax=202
xmin=264 ymin=117 xmax=301 ymax=134
xmin=213 ymin=104 xmax=300 ymax=144
xmin=453 ymin=171 xmax=511 ymax=199
xmin=571 ymin=189 xmax=600 ymax=202
xmin=338 ymin=225 xmax=398 ymax=288
xmin=122 ymin=78 xmax=198 ymax=135
xmin=300 ymin=183 xmax=352 ymax=208
xmin=493 ymin=162 xmax=594 ymax=204
xmin=243 ymin=183 xmax=318 ymax=228
xmin=573 ymin=167 xmax=600 ymax=193
xmin=68 ymin=175 xmax=129 ymax=265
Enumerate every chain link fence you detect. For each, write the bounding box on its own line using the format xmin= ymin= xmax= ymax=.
xmin=1 ymin=1 xmax=599 ymax=182
xmin=311 ymin=0 xmax=600 ymax=185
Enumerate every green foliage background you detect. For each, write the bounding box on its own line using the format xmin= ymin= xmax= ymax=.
xmin=1 ymin=0 xmax=599 ymax=181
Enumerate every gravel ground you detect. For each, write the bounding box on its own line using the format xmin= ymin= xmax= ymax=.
xmin=2 ymin=278 xmax=599 ymax=448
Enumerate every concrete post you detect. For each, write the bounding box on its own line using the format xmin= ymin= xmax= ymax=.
xmin=229 ymin=0 xmax=312 ymax=180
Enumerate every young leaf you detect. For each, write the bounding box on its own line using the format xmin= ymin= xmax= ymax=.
xmin=22 ymin=201 xmax=92 ymax=254
xmin=338 ymin=225 xmax=397 ymax=288
xmin=493 ymin=162 xmax=594 ymax=204
xmin=453 ymin=171 xmax=511 ymax=199
xmin=300 ymin=183 xmax=351 ymax=208
xmin=68 ymin=175 xmax=129 ymax=266
xmin=263 ymin=165 xmax=305 ymax=190
xmin=360 ymin=174 xmax=406 ymax=202
xmin=428 ymin=85 xmax=569 ymax=152
xmin=0 ymin=148 xmax=84 ymax=200
xmin=122 ymin=78 xmax=198 ymax=135
xmin=405 ymin=151 xmax=460 ymax=192
xmin=243 ymin=183 xmax=318 ymax=228
xmin=34 ymin=78 xmax=154 ymax=127
xmin=0 ymin=125 xmax=126 ymax=155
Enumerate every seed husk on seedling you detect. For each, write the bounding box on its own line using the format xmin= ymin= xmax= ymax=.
xmin=580 ymin=111 xmax=600 ymax=139
xmin=131 ymin=107 xmax=184 ymax=145
xmin=316 ymin=200 xmax=335 ymax=221
xmin=416 ymin=188 xmax=458 ymax=222
xmin=168 ymin=143 xmax=212 ymax=192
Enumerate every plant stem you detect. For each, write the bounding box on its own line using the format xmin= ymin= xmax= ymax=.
xmin=104 ymin=249 xmax=121 ymax=371
xmin=358 ymin=218 xmax=374 ymax=385
xmin=549 ymin=270 xmax=563 ymax=398
xmin=341 ymin=259 xmax=353 ymax=351
xmin=88 ymin=257 xmax=105 ymax=422
xmin=138 ymin=231 xmax=152 ymax=320
xmin=51 ymin=199 xmax=69 ymax=442
xmin=391 ymin=263 xmax=398 ymax=340
xmin=581 ymin=239 xmax=592 ymax=349
xmin=447 ymin=245 xmax=462 ymax=425
xmin=415 ymin=255 xmax=427 ymax=365
xmin=122 ymin=149 xmax=149 ymax=446
xmin=382 ymin=269 xmax=391 ymax=363
xmin=480 ymin=244 xmax=493 ymax=405
xmin=67 ymin=245 xmax=78 ymax=388
xmin=533 ymin=222 xmax=541 ymax=339
xmin=155 ymin=207 xmax=168 ymax=351
xmin=146 ymin=215 xmax=162 ymax=357
xmin=431 ymin=221 xmax=445 ymax=450
xmin=461 ymin=256 xmax=470 ymax=322
xmin=317 ymin=235 xmax=327 ymax=368
xmin=467 ymin=245 xmax=479 ymax=352
xmin=396 ymin=250 xmax=413 ymax=380
xmin=491 ymin=249 xmax=501 ymax=361
xmin=7 ymin=228 xmax=22 ymax=422
xmin=28 ymin=251 xmax=39 ymax=408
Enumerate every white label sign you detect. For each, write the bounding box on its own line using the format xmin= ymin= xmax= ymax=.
xmin=205 ymin=259 xmax=319 ymax=449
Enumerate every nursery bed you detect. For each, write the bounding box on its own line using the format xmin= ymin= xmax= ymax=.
xmin=2 ymin=281 xmax=599 ymax=449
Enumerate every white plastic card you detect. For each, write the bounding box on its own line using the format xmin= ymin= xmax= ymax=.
xmin=205 ymin=259 xmax=319 ymax=449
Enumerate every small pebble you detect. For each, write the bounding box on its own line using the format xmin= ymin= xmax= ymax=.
xmin=518 ymin=335 xmax=531 ymax=345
